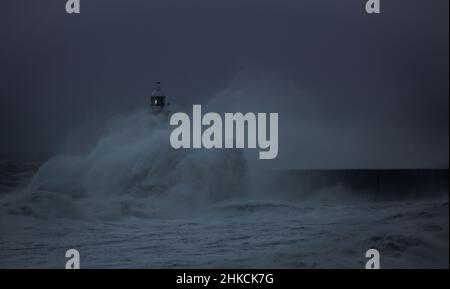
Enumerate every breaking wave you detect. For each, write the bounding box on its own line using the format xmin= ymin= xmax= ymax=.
xmin=1 ymin=110 xmax=247 ymax=219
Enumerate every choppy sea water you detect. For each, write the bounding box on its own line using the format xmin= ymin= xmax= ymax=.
xmin=0 ymin=197 xmax=448 ymax=268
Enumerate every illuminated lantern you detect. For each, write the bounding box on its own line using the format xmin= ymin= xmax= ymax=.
xmin=150 ymin=81 xmax=166 ymax=113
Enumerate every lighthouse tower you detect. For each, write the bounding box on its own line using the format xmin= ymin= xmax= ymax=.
xmin=150 ymin=81 xmax=167 ymax=114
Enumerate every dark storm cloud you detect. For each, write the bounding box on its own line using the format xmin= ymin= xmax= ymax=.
xmin=0 ymin=0 xmax=448 ymax=168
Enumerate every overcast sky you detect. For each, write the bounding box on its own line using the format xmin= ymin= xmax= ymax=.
xmin=0 ymin=0 xmax=448 ymax=168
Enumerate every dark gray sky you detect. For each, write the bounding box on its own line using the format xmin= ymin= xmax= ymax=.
xmin=0 ymin=0 xmax=448 ymax=168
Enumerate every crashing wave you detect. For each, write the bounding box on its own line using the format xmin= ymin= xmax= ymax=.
xmin=2 ymin=110 xmax=246 ymax=219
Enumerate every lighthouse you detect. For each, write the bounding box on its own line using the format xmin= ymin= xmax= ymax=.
xmin=150 ymin=81 xmax=169 ymax=114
